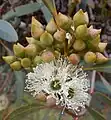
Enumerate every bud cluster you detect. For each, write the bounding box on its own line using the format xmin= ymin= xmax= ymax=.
xmin=2 ymin=9 xmax=108 ymax=70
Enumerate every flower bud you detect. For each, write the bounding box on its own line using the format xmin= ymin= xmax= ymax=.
xmin=46 ymin=95 xmax=56 ymax=106
xmin=2 ymin=56 xmax=16 ymax=64
xmin=25 ymin=44 xmax=37 ymax=57
xmin=13 ymin=43 xmax=25 ymax=58
xmin=54 ymin=51 xmax=61 ymax=58
xmin=31 ymin=17 xmax=44 ymax=39
xmin=33 ymin=56 xmax=43 ymax=66
xmin=41 ymin=50 xmax=55 ymax=62
xmin=40 ymin=31 xmax=53 ymax=46
xmin=88 ymin=25 xmax=101 ymax=38
xmin=90 ymin=35 xmax=100 ymax=47
xmin=96 ymin=52 xmax=108 ymax=64
xmin=53 ymin=29 xmax=66 ymax=43
xmin=73 ymin=40 xmax=86 ymax=51
xmin=26 ymin=37 xmax=39 ymax=44
xmin=98 ymin=42 xmax=107 ymax=53
xmin=21 ymin=58 xmax=31 ymax=68
xmin=10 ymin=61 xmax=21 ymax=71
xmin=56 ymin=12 xmax=72 ymax=30
xmin=46 ymin=18 xmax=57 ymax=34
xmin=84 ymin=51 xmax=96 ymax=63
xmin=36 ymin=92 xmax=46 ymax=102
xmin=68 ymin=53 xmax=80 ymax=64
xmin=73 ymin=9 xmax=89 ymax=28
xmin=75 ymin=24 xmax=88 ymax=40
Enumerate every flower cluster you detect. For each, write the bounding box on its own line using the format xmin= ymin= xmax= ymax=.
xmin=25 ymin=58 xmax=91 ymax=114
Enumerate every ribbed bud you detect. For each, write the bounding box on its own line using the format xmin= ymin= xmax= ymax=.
xmin=56 ymin=12 xmax=72 ymax=30
xmin=98 ymin=42 xmax=107 ymax=53
xmin=13 ymin=43 xmax=25 ymax=58
xmin=88 ymin=25 xmax=101 ymax=38
xmin=10 ymin=61 xmax=21 ymax=71
xmin=41 ymin=50 xmax=55 ymax=62
xmin=40 ymin=31 xmax=53 ymax=46
xmin=36 ymin=92 xmax=46 ymax=102
xmin=75 ymin=24 xmax=88 ymax=40
xmin=73 ymin=9 xmax=89 ymax=28
xmin=84 ymin=51 xmax=96 ymax=63
xmin=21 ymin=58 xmax=31 ymax=68
xmin=46 ymin=18 xmax=57 ymax=34
xmin=96 ymin=52 xmax=108 ymax=64
xmin=73 ymin=40 xmax=86 ymax=51
xmin=2 ymin=56 xmax=16 ymax=64
xmin=33 ymin=56 xmax=43 ymax=66
xmin=31 ymin=17 xmax=44 ymax=39
xmin=68 ymin=53 xmax=80 ymax=64
xmin=25 ymin=44 xmax=37 ymax=57
xmin=53 ymin=29 xmax=66 ymax=43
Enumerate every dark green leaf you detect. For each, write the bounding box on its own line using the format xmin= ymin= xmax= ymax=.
xmin=2 ymin=3 xmax=43 ymax=20
xmin=0 ymin=20 xmax=18 ymax=42
xmin=83 ymin=59 xmax=111 ymax=73
xmin=86 ymin=106 xmax=106 ymax=120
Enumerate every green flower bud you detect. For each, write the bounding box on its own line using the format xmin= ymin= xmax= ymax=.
xmin=73 ymin=40 xmax=86 ymax=51
xmin=36 ymin=92 xmax=46 ymax=102
xmin=68 ymin=53 xmax=80 ymax=64
xmin=53 ymin=29 xmax=66 ymax=43
xmin=2 ymin=56 xmax=16 ymax=64
xmin=88 ymin=25 xmax=101 ymax=38
xmin=56 ymin=12 xmax=72 ymax=30
xmin=90 ymin=35 xmax=100 ymax=47
xmin=21 ymin=58 xmax=31 ymax=68
xmin=31 ymin=17 xmax=44 ymax=39
xmin=10 ymin=61 xmax=21 ymax=71
xmin=26 ymin=37 xmax=39 ymax=44
xmin=75 ymin=24 xmax=88 ymax=40
xmin=25 ymin=44 xmax=37 ymax=57
xmin=98 ymin=42 xmax=107 ymax=53
xmin=13 ymin=43 xmax=25 ymax=58
xmin=41 ymin=50 xmax=55 ymax=62
xmin=73 ymin=9 xmax=89 ymax=28
xmin=84 ymin=51 xmax=96 ymax=63
xmin=40 ymin=31 xmax=53 ymax=46
xmin=46 ymin=18 xmax=57 ymax=34
xmin=33 ymin=56 xmax=43 ymax=66
xmin=96 ymin=52 xmax=108 ymax=64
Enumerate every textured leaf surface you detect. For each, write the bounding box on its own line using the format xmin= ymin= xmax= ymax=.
xmin=0 ymin=20 xmax=18 ymax=42
xmin=2 ymin=3 xmax=43 ymax=20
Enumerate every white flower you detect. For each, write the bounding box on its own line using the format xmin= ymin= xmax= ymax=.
xmin=25 ymin=58 xmax=91 ymax=114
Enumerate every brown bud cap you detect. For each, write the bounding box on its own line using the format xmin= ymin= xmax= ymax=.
xmin=98 ymin=42 xmax=107 ymax=53
xmin=84 ymin=51 xmax=96 ymax=63
xmin=46 ymin=18 xmax=57 ymax=34
xmin=41 ymin=50 xmax=55 ymax=62
xmin=68 ymin=53 xmax=80 ymax=64
xmin=10 ymin=61 xmax=21 ymax=71
xmin=96 ymin=52 xmax=108 ymax=64
xmin=2 ymin=56 xmax=16 ymax=64
xmin=13 ymin=43 xmax=25 ymax=58
xmin=73 ymin=40 xmax=86 ymax=51
xmin=25 ymin=44 xmax=37 ymax=57
xmin=40 ymin=31 xmax=53 ymax=46
xmin=53 ymin=29 xmax=66 ymax=43
xmin=21 ymin=58 xmax=31 ymax=68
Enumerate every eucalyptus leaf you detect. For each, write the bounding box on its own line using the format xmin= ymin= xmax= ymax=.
xmin=83 ymin=59 xmax=111 ymax=73
xmin=2 ymin=3 xmax=43 ymax=20
xmin=0 ymin=20 xmax=18 ymax=42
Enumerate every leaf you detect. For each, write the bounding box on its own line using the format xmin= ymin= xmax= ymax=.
xmin=83 ymin=59 xmax=111 ymax=73
xmin=0 ymin=20 xmax=18 ymax=42
xmin=98 ymin=73 xmax=111 ymax=93
xmin=14 ymin=71 xmax=25 ymax=105
xmin=86 ymin=106 xmax=106 ymax=120
xmin=2 ymin=3 xmax=43 ymax=20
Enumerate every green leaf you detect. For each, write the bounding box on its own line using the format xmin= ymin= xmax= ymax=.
xmin=14 ymin=71 xmax=25 ymax=105
xmin=2 ymin=3 xmax=43 ymax=20
xmin=0 ymin=20 xmax=18 ymax=42
xmin=86 ymin=106 xmax=106 ymax=120
xmin=83 ymin=59 xmax=111 ymax=73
